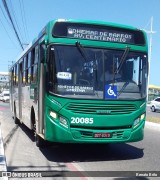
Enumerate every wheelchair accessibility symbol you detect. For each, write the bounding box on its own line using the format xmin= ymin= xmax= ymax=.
xmin=105 ymin=85 xmax=117 ymax=99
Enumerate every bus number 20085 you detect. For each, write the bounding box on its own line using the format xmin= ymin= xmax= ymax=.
xmin=71 ymin=117 xmax=94 ymax=124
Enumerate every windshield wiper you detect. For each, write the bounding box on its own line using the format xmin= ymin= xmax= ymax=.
xmin=115 ymin=46 xmax=130 ymax=74
xmin=118 ymin=81 xmax=129 ymax=96
xmin=75 ymin=41 xmax=88 ymax=61
xmin=112 ymin=47 xmax=130 ymax=83
xmin=75 ymin=42 xmax=99 ymax=94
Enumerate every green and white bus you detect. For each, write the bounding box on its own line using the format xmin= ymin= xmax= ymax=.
xmin=10 ymin=19 xmax=148 ymax=147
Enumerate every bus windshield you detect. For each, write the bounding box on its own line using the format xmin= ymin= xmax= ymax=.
xmin=48 ymin=45 xmax=148 ymax=100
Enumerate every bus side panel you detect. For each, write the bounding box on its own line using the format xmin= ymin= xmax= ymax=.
xmin=21 ymin=86 xmax=32 ymax=129
xmin=9 ymin=78 xmax=14 ymax=114
xmin=12 ymin=87 xmax=19 ymax=119
xmin=30 ymin=85 xmax=39 ymax=131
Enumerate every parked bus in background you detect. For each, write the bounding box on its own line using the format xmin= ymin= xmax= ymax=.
xmin=9 ymin=19 xmax=148 ymax=147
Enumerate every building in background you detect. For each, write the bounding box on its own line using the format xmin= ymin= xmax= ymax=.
xmin=0 ymin=72 xmax=9 ymax=92
xmin=148 ymin=84 xmax=160 ymax=101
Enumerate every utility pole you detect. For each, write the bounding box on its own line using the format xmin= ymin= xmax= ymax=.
xmin=8 ymin=60 xmax=15 ymax=71
xmin=143 ymin=17 xmax=156 ymax=102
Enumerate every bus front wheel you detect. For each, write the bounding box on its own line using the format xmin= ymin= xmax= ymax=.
xmin=31 ymin=109 xmax=48 ymax=148
xmin=35 ymin=134 xmax=46 ymax=148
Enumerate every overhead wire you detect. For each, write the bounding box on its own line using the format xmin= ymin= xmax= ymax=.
xmin=0 ymin=4 xmax=21 ymax=50
xmin=0 ymin=0 xmax=29 ymax=49
xmin=2 ymin=0 xmax=24 ymax=50
xmin=8 ymin=0 xmax=29 ymax=47
xmin=19 ymin=0 xmax=29 ymax=43
xmin=0 ymin=16 xmax=17 ymax=47
xmin=8 ymin=0 xmax=25 ymax=44
xmin=0 ymin=4 xmax=12 ymax=28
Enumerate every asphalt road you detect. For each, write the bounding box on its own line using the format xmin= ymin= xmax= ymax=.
xmin=0 ymin=101 xmax=160 ymax=179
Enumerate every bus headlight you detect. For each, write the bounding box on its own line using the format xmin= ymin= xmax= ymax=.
xmin=50 ymin=111 xmax=57 ymax=119
xmin=133 ymin=113 xmax=145 ymax=128
xmin=140 ymin=113 xmax=145 ymax=120
xmin=49 ymin=111 xmax=68 ymax=128
xmin=60 ymin=117 xmax=68 ymax=128
xmin=133 ymin=118 xmax=140 ymax=128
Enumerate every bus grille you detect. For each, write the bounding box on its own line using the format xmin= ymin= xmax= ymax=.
xmin=65 ymin=103 xmax=137 ymax=115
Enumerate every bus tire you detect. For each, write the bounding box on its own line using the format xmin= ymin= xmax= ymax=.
xmin=31 ymin=108 xmax=50 ymax=148
xmin=35 ymin=134 xmax=46 ymax=148
xmin=31 ymin=109 xmax=44 ymax=147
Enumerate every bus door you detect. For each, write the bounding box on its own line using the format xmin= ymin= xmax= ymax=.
xmin=38 ymin=41 xmax=46 ymax=135
xmin=10 ymin=68 xmax=14 ymax=112
xmin=18 ymin=61 xmax=23 ymax=119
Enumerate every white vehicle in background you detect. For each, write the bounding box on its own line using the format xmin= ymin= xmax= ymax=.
xmin=150 ymin=97 xmax=160 ymax=112
xmin=1 ymin=90 xmax=10 ymax=102
xmin=0 ymin=93 xmax=3 ymax=101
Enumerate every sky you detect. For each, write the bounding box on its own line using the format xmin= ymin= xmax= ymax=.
xmin=0 ymin=0 xmax=160 ymax=86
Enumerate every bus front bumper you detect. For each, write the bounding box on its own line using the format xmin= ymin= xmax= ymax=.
xmin=45 ymin=117 xmax=145 ymax=143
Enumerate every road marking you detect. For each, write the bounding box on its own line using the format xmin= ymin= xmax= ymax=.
xmin=67 ymin=162 xmax=93 ymax=180
xmin=145 ymin=121 xmax=160 ymax=131
xmin=0 ymin=124 xmax=8 ymax=179
xmin=0 ymin=121 xmax=9 ymax=180
xmin=0 ymin=107 xmax=7 ymax=111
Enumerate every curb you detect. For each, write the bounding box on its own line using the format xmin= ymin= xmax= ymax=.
xmin=145 ymin=121 xmax=160 ymax=131
xmin=0 ymin=124 xmax=8 ymax=180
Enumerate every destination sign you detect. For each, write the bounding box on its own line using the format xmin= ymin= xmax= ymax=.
xmin=53 ymin=22 xmax=145 ymax=45
xmin=67 ymin=27 xmax=134 ymax=43
xmin=57 ymin=85 xmax=94 ymax=94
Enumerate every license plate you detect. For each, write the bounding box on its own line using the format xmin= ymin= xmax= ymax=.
xmin=93 ymin=132 xmax=112 ymax=138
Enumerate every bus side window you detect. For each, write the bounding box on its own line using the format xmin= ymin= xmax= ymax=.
xmin=25 ymin=54 xmax=28 ymax=84
xmin=33 ymin=46 xmax=38 ymax=82
xmin=12 ymin=67 xmax=16 ymax=86
xmin=31 ymin=48 xmax=35 ymax=83
xmin=13 ymin=66 xmax=16 ymax=86
xmin=19 ymin=60 xmax=24 ymax=85
xmin=31 ymin=45 xmax=38 ymax=83
xmin=28 ymin=52 xmax=31 ymax=83
xmin=13 ymin=67 xmax=16 ymax=86
xmin=15 ymin=64 xmax=19 ymax=86
xmin=40 ymin=43 xmax=45 ymax=63
xmin=23 ymin=57 xmax=26 ymax=85
xmin=11 ymin=68 xmax=14 ymax=85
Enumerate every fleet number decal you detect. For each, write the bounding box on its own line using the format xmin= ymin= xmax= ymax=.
xmin=71 ymin=117 xmax=93 ymax=124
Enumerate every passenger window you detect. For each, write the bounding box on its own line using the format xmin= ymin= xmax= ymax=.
xmin=31 ymin=45 xmax=39 ymax=83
